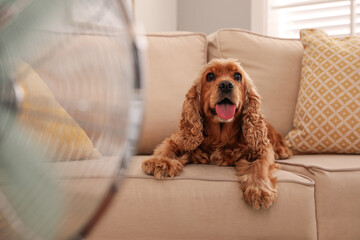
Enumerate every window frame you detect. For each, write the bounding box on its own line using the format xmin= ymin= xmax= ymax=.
xmin=251 ymin=0 xmax=358 ymax=38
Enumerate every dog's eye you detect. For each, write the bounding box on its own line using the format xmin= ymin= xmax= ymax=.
xmin=234 ymin=72 xmax=242 ymax=82
xmin=206 ymin=72 xmax=216 ymax=82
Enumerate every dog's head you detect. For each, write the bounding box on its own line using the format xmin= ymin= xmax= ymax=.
xmin=173 ymin=58 xmax=265 ymax=152
xmin=199 ymin=58 xmax=246 ymax=123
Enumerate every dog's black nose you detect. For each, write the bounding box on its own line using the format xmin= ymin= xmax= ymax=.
xmin=218 ymin=80 xmax=234 ymax=92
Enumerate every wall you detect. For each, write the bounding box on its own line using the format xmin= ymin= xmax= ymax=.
xmin=177 ymin=0 xmax=251 ymax=35
xmin=134 ymin=0 xmax=177 ymax=32
xmin=134 ymin=0 xmax=252 ymax=34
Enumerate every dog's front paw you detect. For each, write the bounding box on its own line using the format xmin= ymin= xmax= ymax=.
xmin=142 ymin=157 xmax=183 ymax=179
xmin=274 ymin=145 xmax=293 ymax=160
xmin=240 ymin=175 xmax=277 ymax=209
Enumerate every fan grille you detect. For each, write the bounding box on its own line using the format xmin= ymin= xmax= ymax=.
xmin=0 ymin=0 xmax=144 ymax=239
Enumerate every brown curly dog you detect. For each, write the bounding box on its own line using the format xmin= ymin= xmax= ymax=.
xmin=142 ymin=58 xmax=292 ymax=209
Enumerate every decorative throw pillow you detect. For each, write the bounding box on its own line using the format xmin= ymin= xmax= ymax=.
xmin=286 ymin=29 xmax=360 ymax=153
xmin=16 ymin=63 xmax=101 ymax=160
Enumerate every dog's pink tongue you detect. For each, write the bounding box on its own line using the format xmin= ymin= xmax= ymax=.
xmin=215 ymin=104 xmax=236 ymax=120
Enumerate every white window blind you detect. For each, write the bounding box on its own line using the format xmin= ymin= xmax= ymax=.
xmin=268 ymin=0 xmax=360 ymax=38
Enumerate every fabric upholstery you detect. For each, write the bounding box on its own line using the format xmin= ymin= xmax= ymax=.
xmin=137 ymin=32 xmax=207 ymax=154
xmin=89 ymin=156 xmax=317 ymax=240
xmin=45 ymin=156 xmax=117 ymax=239
xmin=286 ymin=29 xmax=360 ymax=153
xmin=278 ymin=154 xmax=360 ymax=240
xmin=207 ymin=29 xmax=304 ymax=136
xmin=57 ymin=178 xmax=113 ymax=239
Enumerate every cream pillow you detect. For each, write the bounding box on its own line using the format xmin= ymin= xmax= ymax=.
xmin=286 ymin=29 xmax=360 ymax=153
xmin=16 ymin=63 xmax=101 ymax=160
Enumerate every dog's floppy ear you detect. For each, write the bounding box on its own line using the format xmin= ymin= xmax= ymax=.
xmin=241 ymin=74 xmax=270 ymax=160
xmin=173 ymin=80 xmax=203 ymax=152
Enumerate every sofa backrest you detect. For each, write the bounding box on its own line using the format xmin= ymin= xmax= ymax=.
xmin=138 ymin=29 xmax=304 ymax=154
xmin=136 ymin=32 xmax=208 ymax=154
xmin=208 ymin=29 xmax=303 ymax=136
xmin=33 ymin=29 xmax=304 ymax=156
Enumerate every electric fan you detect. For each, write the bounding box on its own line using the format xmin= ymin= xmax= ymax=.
xmin=0 ymin=0 xmax=144 ymax=239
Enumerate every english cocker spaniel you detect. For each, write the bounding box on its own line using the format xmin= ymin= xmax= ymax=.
xmin=142 ymin=58 xmax=292 ymax=209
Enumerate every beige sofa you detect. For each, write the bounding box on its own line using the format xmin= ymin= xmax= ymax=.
xmin=88 ymin=29 xmax=360 ymax=240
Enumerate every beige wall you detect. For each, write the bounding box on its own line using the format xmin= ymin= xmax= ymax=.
xmin=135 ymin=0 xmax=177 ymax=32
xmin=134 ymin=0 xmax=251 ymax=34
xmin=177 ymin=0 xmax=251 ymax=35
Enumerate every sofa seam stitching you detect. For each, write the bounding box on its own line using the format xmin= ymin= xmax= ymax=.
xmin=278 ymin=162 xmax=360 ymax=172
xmin=216 ymin=28 xmax=301 ymax=41
xmin=146 ymin=32 xmax=207 ymax=38
xmin=313 ymin=182 xmax=320 ymax=240
xmin=216 ymin=31 xmax=223 ymax=59
xmin=123 ymin=175 xmax=315 ymax=186
xmin=203 ymin=34 xmax=208 ymax=65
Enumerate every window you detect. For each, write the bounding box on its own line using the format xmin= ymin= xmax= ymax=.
xmin=252 ymin=0 xmax=360 ymax=38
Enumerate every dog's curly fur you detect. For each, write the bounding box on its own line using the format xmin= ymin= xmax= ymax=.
xmin=142 ymin=58 xmax=292 ymax=209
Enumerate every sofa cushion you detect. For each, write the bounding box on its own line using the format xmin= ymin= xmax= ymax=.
xmin=208 ymin=29 xmax=303 ymax=136
xmin=89 ymin=156 xmax=317 ymax=240
xmin=286 ymin=29 xmax=360 ymax=153
xmin=137 ymin=32 xmax=207 ymax=154
xmin=278 ymin=154 xmax=360 ymax=240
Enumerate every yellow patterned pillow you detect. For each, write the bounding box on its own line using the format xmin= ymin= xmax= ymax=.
xmin=286 ymin=29 xmax=360 ymax=153
xmin=16 ymin=63 xmax=101 ymax=160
